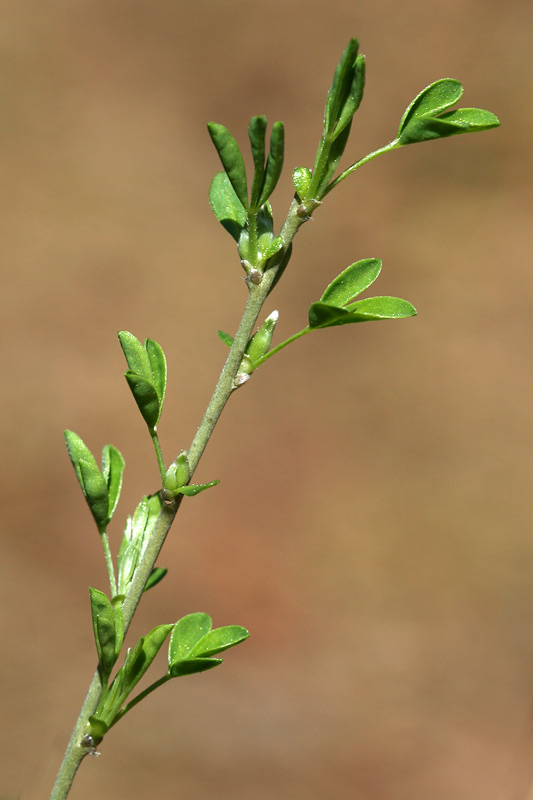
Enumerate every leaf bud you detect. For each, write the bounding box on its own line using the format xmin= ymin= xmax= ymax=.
xmin=245 ymin=310 xmax=279 ymax=366
xmin=163 ymin=451 xmax=190 ymax=494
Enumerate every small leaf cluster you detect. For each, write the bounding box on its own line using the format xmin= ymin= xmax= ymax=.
xmin=64 ymin=431 xmax=124 ymax=534
xmin=118 ymin=331 xmax=167 ymax=434
xmin=208 ymin=116 xmax=285 ymax=277
xmin=87 ymin=605 xmax=248 ymax=746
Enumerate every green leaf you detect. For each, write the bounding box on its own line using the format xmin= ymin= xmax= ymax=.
xmin=117 ymin=331 xmax=152 ymax=381
xmin=400 ymin=106 xmax=501 ymax=143
xmin=89 ymin=587 xmax=117 ymax=683
xmin=117 ymin=494 xmax=162 ymax=595
xmin=332 ymin=54 xmax=365 ymax=141
xmin=121 ymin=624 xmax=173 ymax=697
xmin=87 ymin=716 xmax=108 ymax=746
xmin=257 ymin=121 xmax=285 ymax=207
xmin=145 ymin=338 xmax=167 ymax=408
xmin=398 ymin=78 xmax=463 ymax=136
xmin=293 ymin=167 xmax=312 ymax=200
xmin=144 ymin=567 xmax=168 ymax=592
xmin=320 ymin=258 xmax=382 ymax=306
xmin=249 ymin=115 xmax=267 ymax=210
xmin=324 ymin=38 xmax=360 ymax=134
xmin=176 ymin=480 xmax=220 ymax=497
xmin=124 ymin=372 xmax=160 ymax=430
xmin=190 ymin=625 xmax=250 ymax=658
xmin=217 ymin=329 xmax=234 ymax=347
xmin=209 ymin=171 xmax=247 ymax=242
xmin=64 ymin=430 xmax=110 ymax=531
xmin=309 ymin=296 xmax=417 ymax=328
xmin=101 ymin=444 xmax=125 ymax=522
xmin=112 ymin=595 xmax=125 ymax=658
xmin=169 ymin=657 xmax=223 ymax=677
xmin=263 ymin=235 xmax=284 ymax=261
xmin=169 ymin=613 xmax=213 ymax=665
xmin=208 ymin=123 xmax=249 ymax=210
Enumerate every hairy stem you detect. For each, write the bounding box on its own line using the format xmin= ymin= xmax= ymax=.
xmin=49 ymin=198 xmax=307 ymax=800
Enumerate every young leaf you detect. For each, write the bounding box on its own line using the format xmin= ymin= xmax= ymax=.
xmin=89 ymin=587 xmax=117 ymax=683
xmin=248 ymin=115 xmax=267 ymax=210
xmin=144 ymin=566 xmax=168 ymax=592
xmin=64 ymin=431 xmax=110 ymax=532
xmin=121 ymin=624 xmax=173 ymax=697
xmin=117 ymin=331 xmax=152 ymax=381
xmin=332 ymin=54 xmax=365 ymax=141
xmin=293 ymin=167 xmax=312 ymax=200
xmin=309 ymin=296 xmax=416 ymax=328
xmin=398 ymin=79 xmax=463 ymax=136
xmin=209 ymin=171 xmax=247 ymax=242
xmin=145 ymin=338 xmax=167 ymax=409
xmin=124 ymin=372 xmax=160 ymax=430
xmin=189 ymin=625 xmax=250 ymax=658
xmin=101 ymin=444 xmax=125 ymax=522
xmin=176 ymin=480 xmax=220 ymax=497
xmin=320 ymin=258 xmax=382 ymax=306
xmin=168 ymin=612 xmax=212 ymax=665
xmin=208 ymin=123 xmax=249 ymax=210
xmin=87 ymin=716 xmax=108 ymax=746
xmin=245 ymin=310 xmax=279 ymax=366
xmin=217 ymin=329 xmax=234 ymax=348
xmin=112 ymin=596 xmax=125 ymax=658
xmin=324 ymin=38 xmax=360 ymax=134
xmin=257 ymin=121 xmax=285 ymax=208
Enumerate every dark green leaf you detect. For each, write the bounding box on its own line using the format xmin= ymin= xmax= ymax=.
xmin=209 ymin=171 xmax=247 ymax=242
xmin=169 ymin=657 xmax=223 ymax=678
xmin=308 ymin=302 xmax=352 ymax=329
xmin=208 ymin=123 xmax=249 ymax=210
xmin=320 ymin=258 xmax=381 ymax=306
xmin=398 ymin=78 xmax=463 ymax=137
xmin=257 ymin=121 xmax=285 ymax=207
xmin=144 ymin=567 xmax=168 ymax=592
xmin=145 ymin=338 xmax=167 ymax=407
xmin=316 ymin=122 xmax=352 ymax=196
xmin=176 ymin=480 xmax=220 ymax=496
xmin=101 ymin=444 xmax=125 ymax=522
xmin=89 ymin=587 xmax=116 ymax=683
xmin=248 ymin=115 xmax=267 ymax=209
xmin=190 ymin=625 xmax=250 ymax=658
xmin=217 ymin=330 xmax=234 ymax=347
xmin=124 ymin=371 xmax=160 ymax=430
xmin=324 ymin=38 xmax=359 ymax=134
xmin=332 ymin=54 xmax=365 ymax=140
xmin=168 ymin=612 xmax=212 ymax=665
xmin=293 ymin=167 xmax=312 ymax=200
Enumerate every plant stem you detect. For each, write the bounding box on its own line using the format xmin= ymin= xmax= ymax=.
xmin=150 ymin=429 xmax=166 ymax=483
xmin=323 ymin=139 xmax=401 ymax=196
xmin=109 ymin=675 xmax=171 ymax=728
xmin=49 ymin=197 xmax=308 ymax=800
xmin=100 ymin=531 xmax=117 ymax=597
xmin=253 ymin=326 xmax=310 ymax=368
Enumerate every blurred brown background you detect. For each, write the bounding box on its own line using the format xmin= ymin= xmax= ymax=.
xmin=1 ymin=0 xmax=531 ymax=798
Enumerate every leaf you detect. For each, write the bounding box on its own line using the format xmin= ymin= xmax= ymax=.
xmin=398 ymin=78 xmax=463 ymax=137
xmin=263 ymin=235 xmax=284 ymax=261
xmin=117 ymin=331 xmax=152 ymax=381
xmin=332 ymin=54 xmax=366 ymax=141
xmin=121 ymin=624 xmax=173 ymax=697
xmin=209 ymin=171 xmax=247 ymax=242
xmin=217 ymin=330 xmax=234 ymax=347
xmin=400 ymin=106 xmax=501 ymax=144
xmin=101 ymin=444 xmax=125 ymax=522
xmin=324 ymin=38 xmax=360 ymax=134
xmin=168 ymin=612 xmax=212 ymax=665
xmin=169 ymin=657 xmax=223 ymax=678
xmin=320 ymin=258 xmax=382 ymax=306
xmin=258 ymin=121 xmax=285 ymax=207
xmin=208 ymin=123 xmax=249 ymax=210
xmin=190 ymin=625 xmax=250 ymax=658
xmin=176 ymin=480 xmax=220 ymax=497
xmin=124 ymin=371 xmax=160 ymax=430
xmin=293 ymin=167 xmax=312 ymax=200
xmin=144 ymin=567 xmax=168 ymax=592
xmin=87 ymin=716 xmax=108 ymax=745
xmin=308 ymin=296 xmax=417 ymax=328
xmin=89 ymin=587 xmax=117 ymax=683
xmin=112 ymin=595 xmax=125 ymax=658
xmin=145 ymin=338 xmax=167 ymax=408
xmin=78 ymin=458 xmax=109 ymax=531
xmin=248 ymin=115 xmax=267 ymax=209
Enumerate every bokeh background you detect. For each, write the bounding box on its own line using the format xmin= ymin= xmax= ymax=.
xmin=1 ymin=1 xmax=532 ymax=798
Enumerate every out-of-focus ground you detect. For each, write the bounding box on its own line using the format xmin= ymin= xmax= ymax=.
xmin=1 ymin=1 xmax=532 ymax=798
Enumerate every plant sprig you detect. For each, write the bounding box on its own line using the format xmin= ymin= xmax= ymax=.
xmin=50 ymin=37 xmax=499 ymax=799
